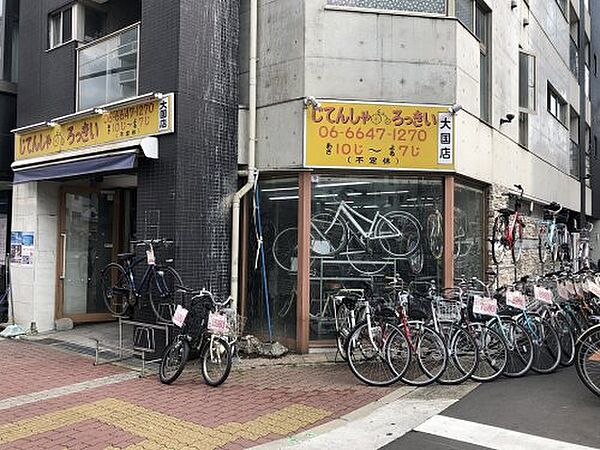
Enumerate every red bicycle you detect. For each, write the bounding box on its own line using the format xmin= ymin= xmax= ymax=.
xmin=491 ymin=184 xmax=525 ymax=264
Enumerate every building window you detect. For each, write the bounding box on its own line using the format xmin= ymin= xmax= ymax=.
xmin=519 ymin=112 xmax=528 ymax=147
xmin=519 ymin=52 xmax=536 ymax=111
xmin=569 ymin=108 xmax=579 ymax=178
xmin=309 ymin=175 xmax=443 ymax=341
xmin=1 ymin=0 xmax=18 ymax=83
xmin=455 ymin=183 xmax=485 ymax=280
xmin=48 ymin=6 xmax=73 ymax=49
xmin=326 ymin=0 xmax=447 ymax=14
xmin=547 ymin=83 xmax=567 ymax=125
xmin=569 ymin=7 xmax=578 ymax=77
xmin=77 ymin=25 xmax=139 ymax=110
xmin=48 ymin=3 xmax=107 ymax=50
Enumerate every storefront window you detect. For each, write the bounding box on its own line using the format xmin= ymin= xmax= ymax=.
xmin=246 ymin=178 xmax=298 ymax=341
xmin=454 ymin=183 xmax=485 ymax=279
xmin=309 ymin=175 xmax=443 ymax=341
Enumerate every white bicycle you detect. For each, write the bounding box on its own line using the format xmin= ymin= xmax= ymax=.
xmin=272 ymin=201 xmax=422 ymax=275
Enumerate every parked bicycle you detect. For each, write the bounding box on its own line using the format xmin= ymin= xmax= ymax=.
xmin=100 ymin=239 xmax=182 ymax=323
xmin=491 ymin=184 xmax=525 ymax=264
xmin=159 ymin=286 xmax=236 ymax=387
xmin=537 ymin=202 xmax=570 ymax=264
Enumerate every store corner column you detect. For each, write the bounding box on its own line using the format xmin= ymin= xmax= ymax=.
xmin=10 ymin=182 xmax=60 ymax=332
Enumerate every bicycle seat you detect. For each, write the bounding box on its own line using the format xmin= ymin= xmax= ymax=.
xmin=497 ymin=207 xmax=514 ymax=215
xmin=117 ymin=252 xmax=135 ymax=260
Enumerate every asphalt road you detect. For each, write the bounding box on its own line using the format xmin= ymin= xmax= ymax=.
xmin=383 ymin=366 xmax=600 ymax=449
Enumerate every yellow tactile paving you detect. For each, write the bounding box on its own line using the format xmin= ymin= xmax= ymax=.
xmin=0 ymin=398 xmax=331 ymax=450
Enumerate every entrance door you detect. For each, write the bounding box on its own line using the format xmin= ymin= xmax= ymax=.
xmin=57 ymin=188 xmax=121 ymax=322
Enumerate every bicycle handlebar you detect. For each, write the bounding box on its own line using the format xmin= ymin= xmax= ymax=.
xmin=131 ymin=239 xmax=174 ymax=247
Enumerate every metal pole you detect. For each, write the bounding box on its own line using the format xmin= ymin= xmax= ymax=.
xmin=579 ymin=0 xmax=587 ymax=228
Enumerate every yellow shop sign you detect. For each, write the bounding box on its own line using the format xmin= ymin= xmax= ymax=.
xmin=14 ymin=93 xmax=175 ymax=161
xmin=304 ymin=100 xmax=455 ymax=171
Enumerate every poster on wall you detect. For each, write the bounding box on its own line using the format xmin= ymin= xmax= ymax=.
xmin=0 ymin=215 xmax=7 ymax=265
xmin=10 ymin=231 xmax=34 ymax=265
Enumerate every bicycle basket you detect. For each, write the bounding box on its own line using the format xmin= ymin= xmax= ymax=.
xmin=217 ymin=307 xmax=247 ymax=338
xmin=434 ymin=298 xmax=461 ymax=322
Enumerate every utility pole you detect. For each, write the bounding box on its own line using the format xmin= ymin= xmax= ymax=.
xmin=579 ymin=0 xmax=587 ymax=229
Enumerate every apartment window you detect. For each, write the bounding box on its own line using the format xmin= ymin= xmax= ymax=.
xmin=1 ymin=0 xmax=18 ymax=83
xmin=569 ymin=8 xmax=579 ymax=77
xmin=519 ymin=52 xmax=536 ymax=111
xmin=326 ymin=0 xmax=447 ymax=14
xmin=519 ymin=112 xmax=528 ymax=147
xmin=569 ymin=108 xmax=579 ymax=177
xmin=547 ymin=84 xmax=567 ymax=125
xmin=77 ymin=25 xmax=139 ymax=110
xmin=455 ymin=1 xmax=490 ymax=122
xmin=48 ymin=6 xmax=73 ymax=49
xmin=48 ymin=3 xmax=107 ymax=49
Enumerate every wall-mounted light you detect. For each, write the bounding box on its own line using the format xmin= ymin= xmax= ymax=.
xmin=304 ymin=96 xmax=321 ymax=109
xmin=523 ymin=17 xmax=530 ymax=27
xmin=511 ymin=0 xmax=517 ymax=9
xmin=448 ymin=103 xmax=463 ymax=114
xmin=46 ymin=121 xmax=59 ymax=127
xmin=500 ymin=114 xmax=515 ymax=125
xmin=93 ymin=108 xmax=107 ymax=115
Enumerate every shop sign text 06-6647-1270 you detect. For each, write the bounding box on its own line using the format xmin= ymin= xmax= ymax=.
xmin=14 ymin=93 xmax=174 ymax=162
xmin=304 ymin=100 xmax=455 ymax=171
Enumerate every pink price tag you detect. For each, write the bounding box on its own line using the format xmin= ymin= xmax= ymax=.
xmin=207 ymin=312 xmax=228 ymax=334
xmin=146 ymin=247 xmax=156 ymax=265
xmin=533 ymin=286 xmax=553 ymax=304
xmin=171 ymin=305 xmax=188 ymax=328
xmin=587 ymin=281 xmax=600 ymax=298
xmin=557 ymin=283 xmax=570 ymax=299
xmin=472 ymin=295 xmax=497 ymax=316
xmin=506 ymin=290 xmax=526 ymax=310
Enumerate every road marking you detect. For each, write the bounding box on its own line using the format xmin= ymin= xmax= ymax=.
xmin=415 ymin=414 xmax=598 ymax=450
xmin=0 ymin=372 xmax=139 ymax=411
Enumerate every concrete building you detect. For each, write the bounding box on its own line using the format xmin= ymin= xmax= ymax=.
xmin=237 ymin=0 xmax=599 ymax=351
xmin=10 ymin=1 xmax=238 ymax=332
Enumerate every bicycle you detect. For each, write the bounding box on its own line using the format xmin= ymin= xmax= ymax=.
xmin=537 ymin=202 xmax=570 ymax=263
xmin=159 ymin=287 xmax=234 ymax=387
xmin=331 ymin=289 xmax=367 ymax=360
xmin=491 ymin=184 xmax=525 ymax=264
xmin=100 ymin=239 xmax=183 ymax=323
xmin=273 ymin=200 xmax=422 ymax=275
xmin=576 ymin=222 xmax=593 ymax=270
xmin=575 ymin=322 xmax=600 ymax=397
xmin=426 ymin=209 xmax=443 ymax=260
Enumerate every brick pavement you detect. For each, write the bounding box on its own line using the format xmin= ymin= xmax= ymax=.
xmin=0 ymin=339 xmax=396 ymax=450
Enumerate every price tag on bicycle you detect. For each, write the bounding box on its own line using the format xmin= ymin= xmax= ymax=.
xmin=505 ymin=290 xmax=526 ymax=310
xmin=533 ymin=286 xmax=553 ymax=304
xmin=557 ymin=282 xmax=570 ymax=299
xmin=587 ymin=280 xmax=600 ymax=298
xmin=566 ymin=282 xmax=576 ymax=295
xmin=207 ymin=312 xmax=228 ymax=334
xmin=172 ymin=305 xmax=188 ymax=328
xmin=472 ymin=295 xmax=497 ymax=316
xmin=575 ymin=282 xmax=584 ymax=297
xmin=146 ymin=244 xmax=156 ymax=266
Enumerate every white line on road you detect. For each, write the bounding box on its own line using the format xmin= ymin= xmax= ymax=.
xmin=415 ymin=414 xmax=599 ymax=450
xmin=0 ymin=372 xmax=139 ymax=411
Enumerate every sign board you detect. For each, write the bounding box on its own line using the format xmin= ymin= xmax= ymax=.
xmin=472 ymin=295 xmax=498 ymax=316
xmin=505 ymin=290 xmax=526 ymax=310
xmin=10 ymin=231 xmax=34 ymax=265
xmin=14 ymin=93 xmax=175 ymax=161
xmin=304 ymin=101 xmax=454 ymax=171
xmin=533 ymin=286 xmax=553 ymax=305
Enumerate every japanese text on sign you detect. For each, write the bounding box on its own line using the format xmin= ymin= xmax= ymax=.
xmin=14 ymin=93 xmax=175 ymax=161
xmin=304 ymin=101 xmax=455 ymax=170
xmin=472 ymin=295 xmax=498 ymax=316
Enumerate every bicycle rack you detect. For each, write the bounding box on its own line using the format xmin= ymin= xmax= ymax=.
xmin=94 ymin=317 xmax=171 ymax=377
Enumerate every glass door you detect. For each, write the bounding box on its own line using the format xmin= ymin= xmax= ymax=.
xmin=57 ymin=188 xmax=118 ymax=322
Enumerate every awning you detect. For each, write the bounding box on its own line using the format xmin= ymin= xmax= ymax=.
xmin=14 ymin=152 xmax=136 ymax=184
xmin=12 ymin=137 xmax=158 ymax=184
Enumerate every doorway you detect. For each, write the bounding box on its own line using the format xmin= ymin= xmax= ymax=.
xmin=56 ymin=187 xmax=135 ymax=322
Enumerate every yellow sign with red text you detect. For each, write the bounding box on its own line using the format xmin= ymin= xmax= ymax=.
xmin=14 ymin=93 xmax=174 ymax=161
xmin=304 ymin=101 xmax=454 ymax=171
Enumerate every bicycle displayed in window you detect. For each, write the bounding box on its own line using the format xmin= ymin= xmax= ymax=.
xmin=100 ymin=239 xmax=182 ymax=323
xmin=272 ymin=200 xmax=422 ymax=275
xmin=491 ymin=184 xmax=525 ymax=265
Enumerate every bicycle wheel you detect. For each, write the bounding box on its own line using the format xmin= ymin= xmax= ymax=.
xmin=537 ymin=226 xmax=550 ymax=264
xmin=272 ymin=227 xmax=298 ymax=272
xmin=437 ymin=322 xmax=478 ymax=385
xmin=511 ymin=220 xmax=524 ymax=263
xmin=311 ymin=212 xmax=347 ymax=256
xmin=427 ymin=212 xmax=443 ymax=260
xmin=159 ymin=338 xmax=190 ymax=385
xmin=524 ymin=316 xmax=562 ymax=374
xmin=345 ymin=238 xmax=387 ymax=276
xmin=201 ymin=336 xmax=233 ymax=387
xmin=346 ymin=320 xmax=408 ymax=387
xmin=497 ymin=318 xmax=534 ymax=378
xmin=575 ymin=324 xmax=600 ymax=397
xmin=400 ymin=321 xmax=447 ymax=387
xmin=555 ymin=312 xmax=576 ymax=367
xmin=377 ymin=211 xmax=421 ymax=257
xmin=149 ymin=266 xmax=183 ymax=323
xmin=100 ymin=263 xmax=132 ymax=317
xmin=491 ymin=215 xmax=508 ymax=265
xmin=469 ymin=322 xmax=508 ymax=382
xmin=335 ymin=302 xmax=352 ymax=361
xmin=408 ymin=243 xmax=424 ymax=274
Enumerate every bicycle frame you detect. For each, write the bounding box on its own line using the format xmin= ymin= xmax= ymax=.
xmin=122 ymin=256 xmax=168 ymax=299
xmin=327 ymin=201 xmax=402 ymax=241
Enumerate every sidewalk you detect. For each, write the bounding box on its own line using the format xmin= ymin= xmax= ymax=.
xmin=0 ymin=334 xmax=474 ymax=450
